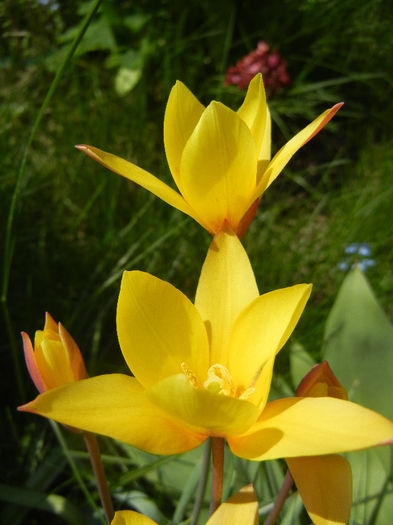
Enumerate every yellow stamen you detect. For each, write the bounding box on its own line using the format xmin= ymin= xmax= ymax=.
xmin=203 ymin=364 xmax=235 ymax=396
xmin=181 ymin=362 xmax=199 ymax=388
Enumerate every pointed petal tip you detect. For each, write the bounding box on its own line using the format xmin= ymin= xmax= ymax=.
xmin=17 ymin=402 xmax=33 ymax=413
xmin=301 ymin=102 xmax=343 ymax=148
xmin=330 ymin=101 xmax=344 ymax=114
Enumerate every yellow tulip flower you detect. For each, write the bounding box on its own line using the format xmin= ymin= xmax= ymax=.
xmin=76 ymin=75 xmax=342 ymax=236
xmin=286 ymin=362 xmax=353 ymax=525
xmin=22 ymin=312 xmax=88 ymax=393
xmin=19 ymin=232 xmax=393 ymax=461
xmin=111 ymin=485 xmax=258 ymax=525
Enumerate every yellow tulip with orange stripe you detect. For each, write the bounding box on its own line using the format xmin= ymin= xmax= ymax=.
xmin=76 ymin=74 xmax=342 ymax=236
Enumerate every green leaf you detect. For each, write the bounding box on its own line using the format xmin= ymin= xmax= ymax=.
xmin=323 ymin=268 xmax=393 ymax=419
xmin=115 ymin=68 xmax=142 ymax=96
xmin=0 ymin=484 xmax=85 ymax=525
xmin=348 ymin=447 xmax=393 ymax=525
xmin=114 ymin=490 xmax=164 ymax=524
xmin=290 ymin=341 xmax=316 ymax=389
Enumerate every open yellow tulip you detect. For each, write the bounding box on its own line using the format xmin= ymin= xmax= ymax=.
xmin=76 ymin=74 xmax=342 ymax=236
xmin=111 ymin=485 xmax=258 ymax=525
xmin=20 ymin=231 xmax=393 ymax=461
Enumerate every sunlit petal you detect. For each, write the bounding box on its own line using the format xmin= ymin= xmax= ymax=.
xmin=247 ymin=356 xmax=275 ymax=411
xmin=237 ymin=74 xmax=268 ymax=160
xmin=254 ymin=103 xmax=343 ymax=198
xmin=19 ymin=374 xmax=206 ymax=455
xmin=180 ymin=102 xmax=257 ymax=233
xmin=229 ymin=284 xmax=312 ymax=393
xmin=111 ymin=510 xmax=157 ymax=525
xmin=259 ymin=104 xmax=271 ymax=162
xmin=58 ymin=323 xmax=88 ymax=381
xmin=147 ymin=374 xmax=260 ymax=436
xmin=228 ymin=396 xmax=393 ymax=460
xmin=164 ymin=81 xmax=205 ymax=191
xmin=75 ymin=145 xmax=201 ymax=223
xmin=207 ymin=485 xmax=258 ymax=525
xmin=195 ymin=230 xmax=259 ymax=366
xmin=35 ymin=339 xmax=75 ymax=389
xmin=117 ymin=271 xmax=209 ymax=388
xmin=287 ymin=455 xmax=352 ymax=525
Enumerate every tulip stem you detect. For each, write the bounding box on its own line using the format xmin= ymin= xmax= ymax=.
xmin=83 ymin=432 xmax=114 ymax=524
xmin=209 ymin=437 xmax=225 ymax=515
xmin=264 ymin=469 xmax=294 ymax=525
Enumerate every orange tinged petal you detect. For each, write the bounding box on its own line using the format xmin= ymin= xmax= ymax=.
xmin=21 ymin=331 xmax=46 ymax=393
xmin=75 ymin=145 xmax=203 ymax=226
xmin=287 ymin=455 xmax=352 ymax=525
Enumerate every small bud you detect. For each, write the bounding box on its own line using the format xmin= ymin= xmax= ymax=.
xmin=22 ymin=312 xmax=88 ymax=393
xmin=296 ymin=361 xmax=348 ymax=400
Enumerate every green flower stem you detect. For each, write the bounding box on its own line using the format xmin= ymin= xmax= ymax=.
xmin=83 ymin=432 xmax=114 ymax=524
xmin=49 ymin=421 xmax=105 ymax=524
xmin=264 ymin=469 xmax=294 ymax=525
xmin=190 ymin=438 xmax=212 ymax=525
xmin=209 ymin=437 xmax=225 ymax=515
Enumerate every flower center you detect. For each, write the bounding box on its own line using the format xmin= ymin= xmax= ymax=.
xmin=181 ymin=362 xmax=255 ymax=401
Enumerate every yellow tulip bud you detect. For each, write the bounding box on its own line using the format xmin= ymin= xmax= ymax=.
xmin=22 ymin=312 xmax=88 ymax=393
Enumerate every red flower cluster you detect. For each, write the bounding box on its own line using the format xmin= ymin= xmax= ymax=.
xmin=225 ymin=41 xmax=290 ymax=98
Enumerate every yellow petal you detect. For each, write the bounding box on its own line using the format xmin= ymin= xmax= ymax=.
xmin=229 ymin=284 xmax=312 ymax=400
xmin=287 ymin=455 xmax=352 ymax=525
xmin=180 ymin=102 xmax=257 ymax=233
xmin=75 ymin=145 xmax=202 ymax=224
xmin=237 ymin=74 xmax=268 ymax=160
xmin=35 ymin=338 xmax=75 ymax=389
xmin=228 ymin=397 xmax=393 ymax=460
xmin=44 ymin=311 xmax=58 ymax=333
xmin=207 ymin=485 xmax=258 ymax=525
xmin=247 ymin=356 xmax=275 ymax=411
xmin=255 ymin=105 xmax=271 ymax=186
xmin=260 ymin=104 xmax=271 ymax=162
xmin=19 ymin=374 xmax=206 ymax=455
xmin=194 ymin=230 xmax=259 ymax=366
xmin=117 ymin=271 xmax=209 ymax=389
xmin=111 ymin=510 xmax=157 ymax=525
xmin=163 ymin=81 xmax=205 ymax=191
xmin=254 ymin=103 xmax=343 ymax=198
xmin=146 ymin=374 xmax=260 ymax=436
xmin=58 ymin=323 xmax=88 ymax=381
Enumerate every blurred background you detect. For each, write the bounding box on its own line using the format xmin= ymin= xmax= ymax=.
xmin=1 ymin=0 xmax=393 ymax=523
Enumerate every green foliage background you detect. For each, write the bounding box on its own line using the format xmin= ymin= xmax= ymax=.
xmin=1 ymin=0 xmax=393 ymax=523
